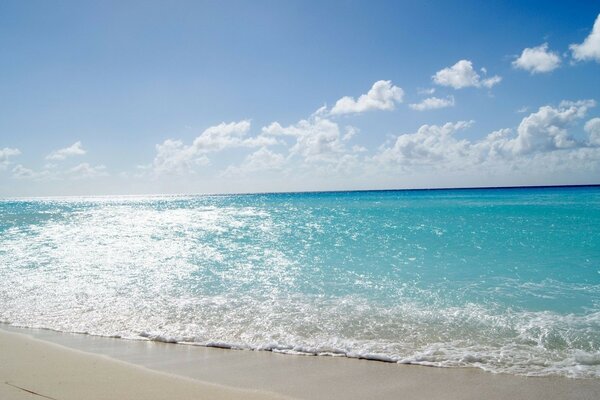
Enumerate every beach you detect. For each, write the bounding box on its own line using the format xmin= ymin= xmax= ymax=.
xmin=3 ymin=1 xmax=600 ymax=398
xmin=2 ymin=326 xmax=600 ymax=400
xmin=0 ymin=328 xmax=286 ymax=400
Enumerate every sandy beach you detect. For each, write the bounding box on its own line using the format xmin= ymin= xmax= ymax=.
xmin=2 ymin=326 xmax=599 ymax=400
xmin=0 ymin=328 xmax=287 ymax=400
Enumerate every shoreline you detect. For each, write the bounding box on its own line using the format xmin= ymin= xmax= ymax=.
xmin=2 ymin=325 xmax=599 ymax=400
xmin=0 ymin=327 xmax=287 ymax=400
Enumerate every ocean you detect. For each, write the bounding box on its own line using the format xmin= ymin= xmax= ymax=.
xmin=1 ymin=186 xmax=599 ymax=378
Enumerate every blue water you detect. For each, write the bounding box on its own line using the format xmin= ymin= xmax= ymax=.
xmin=1 ymin=186 xmax=599 ymax=377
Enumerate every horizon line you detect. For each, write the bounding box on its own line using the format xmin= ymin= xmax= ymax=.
xmin=1 ymin=182 xmax=599 ymax=200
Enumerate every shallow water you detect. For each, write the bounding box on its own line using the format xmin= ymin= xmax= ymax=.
xmin=1 ymin=187 xmax=599 ymax=377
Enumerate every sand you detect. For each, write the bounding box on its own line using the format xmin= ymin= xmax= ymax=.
xmin=0 ymin=328 xmax=286 ymax=400
xmin=2 ymin=326 xmax=600 ymax=400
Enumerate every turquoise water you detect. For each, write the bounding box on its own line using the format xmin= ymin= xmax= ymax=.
xmin=1 ymin=186 xmax=599 ymax=377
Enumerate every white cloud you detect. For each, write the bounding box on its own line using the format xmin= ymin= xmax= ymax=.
xmin=512 ymin=43 xmax=561 ymax=73
xmin=11 ymin=164 xmax=47 ymax=179
xmin=46 ymin=141 xmax=86 ymax=161
xmin=375 ymin=100 xmax=597 ymax=174
xmin=222 ymin=147 xmax=285 ymax=177
xmin=11 ymin=162 xmax=107 ymax=180
xmin=570 ymin=14 xmax=600 ymax=63
xmin=585 ymin=117 xmax=600 ymax=146
xmin=433 ymin=60 xmax=501 ymax=89
xmin=152 ymin=121 xmax=276 ymax=174
xmin=190 ymin=120 xmax=270 ymax=152
xmin=0 ymin=147 xmax=21 ymax=169
xmin=468 ymin=101 xmax=596 ymax=159
xmin=330 ymin=80 xmax=404 ymax=115
xmin=418 ymin=87 xmax=436 ymax=95
xmin=409 ymin=96 xmax=455 ymax=111
xmin=262 ymin=117 xmax=350 ymax=163
xmin=67 ymin=163 xmax=108 ymax=179
xmin=516 ymin=106 xmax=530 ymax=114
xmin=241 ymin=147 xmax=285 ymax=171
xmin=510 ymin=100 xmax=595 ymax=154
xmin=153 ymin=139 xmax=210 ymax=175
xmin=375 ymin=121 xmax=474 ymax=166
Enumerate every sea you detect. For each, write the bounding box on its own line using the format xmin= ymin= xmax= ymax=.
xmin=1 ymin=186 xmax=599 ymax=378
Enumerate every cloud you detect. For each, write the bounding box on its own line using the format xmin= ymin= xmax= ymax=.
xmin=46 ymin=141 xmax=86 ymax=161
xmin=262 ymin=117 xmax=353 ymax=163
xmin=570 ymin=14 xmax=600 ymax=63
xmin=418 ymin=88 xmax=436 ymax=95
xmin=190 ymin=120 xmax=271 ymax=152
xmin=512 ymin=43 xmax=561 ymax=73
xmin=375 ymin=121 xmax=474 ymax=166
xmin=67 ymin=163 xmax=108 ymax=179
xmin=222 ymin=147 xmax=285 ymax=177
xmin=0 ymin=147 xmax=21 ymax=169
xmin=153 ymin=139 xmax=210 ymax=175
xmin=585 ymin=117 xmax=600 ymax=146
xmin=509 ymin=100 xmax=595 ymax=154
xmin=433 ymin=60 xmax=501 ymax=89
xmin=469 ymin=100 xmax=595 ymax=159
xmin=409 ymin=96 xmax=455 ymax=111
xmin=152 ymin=121 xmax=276 ymax=174
xmin=11 ymin=162 xmax=107 ymax=180
xmin=330 ymin=80 xmax=404 ymax=115
xmin=375 ymin=99 xmax=597 ymax=171
xmin=11 ymin=164 xmax=48 ymax=179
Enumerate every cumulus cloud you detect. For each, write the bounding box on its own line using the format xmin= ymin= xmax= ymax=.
xmin=222 ymin=147 xmax=285 ymax=177
xmin=67 ymin=163 xmax=108 ymax=179
xmin=433 ymin=60 xmax=501 ymax=89
xmin=46 ymin=141 xmax=86 ymax=161
xmin=375 ymin=99 xmax=597 ymax=171
xmin=409 ymin=96 xmax=455 ymax=111
xmin=330 ymin=80 xmax=404 ymax=115
xmin=0 ymin=147 xmax=21 ymax=169
xmin=570 ymin=14 xmax=600 ymax=63
xmin=153 ymin=139 xmax=210 ymax=175
xmin=262 ymin=117 xmax=354 ymax=163
xmin=375 ymin=121 xmax=474 ymax=166
xmin=152 ymin=121 xmax=276 ymax=174
xmin=509 ymin=100 xmax=595 ymax=154
xmin=469 ymin=100 xmax=595 ymax=159
xmin=512 ymin=43 xmax=561 ymax=73
xmin=585 ymin=117 xmax=600 ymax=146
xmin=11 ymin=162 xmax=107 ymax=180
xmin=11 ymin=164 xmax=47 ymax=179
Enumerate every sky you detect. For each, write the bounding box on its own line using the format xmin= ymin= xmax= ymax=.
xmin=1 ymin=0 xmax=599 ymax=196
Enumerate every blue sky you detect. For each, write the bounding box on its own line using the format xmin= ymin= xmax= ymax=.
xmin=1 ymin=0 xmax=599 ymax=196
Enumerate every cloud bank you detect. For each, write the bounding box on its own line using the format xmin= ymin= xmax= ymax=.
xmin=375 ymin=100 xmax=598 ymax=173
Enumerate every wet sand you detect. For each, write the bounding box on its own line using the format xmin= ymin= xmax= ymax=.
xmin=2 ymin=326 xmax=600 ymax=399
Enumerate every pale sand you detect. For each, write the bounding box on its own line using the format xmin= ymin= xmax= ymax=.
xmin=2 ymin=326 xmax=600 ymax=400
xmin=0 ymin=328 xmax=286 ymax=400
